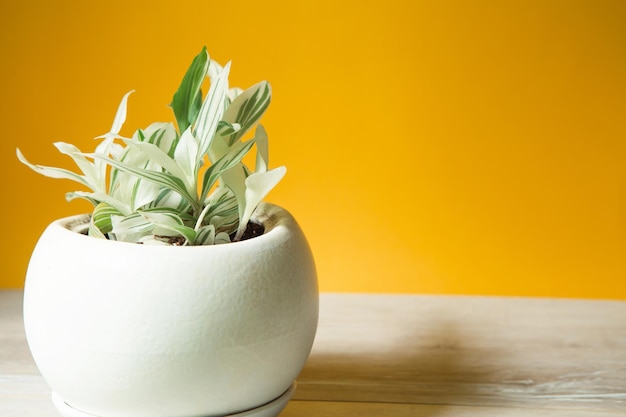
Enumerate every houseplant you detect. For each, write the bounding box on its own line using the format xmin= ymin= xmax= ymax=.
xmin=18 ymin=47 xmax=318 ymax=417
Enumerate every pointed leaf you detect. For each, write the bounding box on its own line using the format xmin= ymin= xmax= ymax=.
xmin=140 ymin=122 xmax=178 ymax=156
xmin=140 ymin=211 xmax=197 ymax=245
xmin=195 ymin=224 xmax=216 ymax=245
xmin=89 ymin=153 xmax=199 ymax=211
xmin=17 ymin=148 xmax=92 ymax=188
xmin=53 ymin=142 xmax=100 ymax=186
xmin=67 ymin=191 xmax=131 ymax=215
xmin=89 ymin=202 xmax=122 ymax=237
xmin=221 ymin=81 xmax=271 ymax=146
xmin=195 ymin=61 xmax=231 ymax=162
xmin=216 ymin=120 xmax=241 ymax=137
xmin=173 ymin=127 xmax=200 ymax=183
xmin=96 ymin=90 xmax=134 ymax=140
xmin=171 ymin=47 xmax=209 ymax=133
xmin=200 ymin=139 xmax=255 ymax=203
xmin=219 ymin=164 xmax=247 ymax=236
xmin=123 ymin=140 xmax=188 ymax=182
xmin=254 ymin=124 xmax=269 ymax=173
xmin=109 ymin=213 xmax=155 ymax=242
xmin=234 ymin=166 xmax=286 ymax=240
xmin=215 ymin=232 xmax=231 ymax=244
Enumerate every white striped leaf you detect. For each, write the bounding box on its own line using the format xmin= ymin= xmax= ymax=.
xmin=221 ymin=81 xmax=271 ymax=146
xmin=16 ymin=148 xmax=92 ymax=189
xmin=140 ymin=211 xmax=197 ymax=245
xmin=95 ymin=90 xmax=134 ymax=142
xmin=195 ymin=224 xmax=216 ymax=245
xmin=109 ymin=213 xmax=155 ymax=242
xmin=200 ymin=139 xmax=255 ymax=203
xmin=234 ymin=166 xmax=286 ymax=240
xmin=67 ymin=191 xmax=131 ymax=215
xmin=195 ymin=61 xmax=231 ymax=163
xmin=88 ymin=202 xmax=122 ymax=238
xmin=89 ymin=153 xmax=199 ymax=212
xmin=173 ymin=127 xmax=200 ymax=185
xmin=215 ymin=232 xmax=231 ymax=244
xmin=122 ymin=140 xmax=188 ymax=183
xmin=254 ymin=124 xmax=269 ymax=173
xmin=53 ymin=142 xmax=103 ymax=191
xmin=139 ymin=122 xmax=178 ymax=156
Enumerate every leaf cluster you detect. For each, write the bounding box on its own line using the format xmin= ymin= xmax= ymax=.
xmin=17 ymin=47 xmax=285 ymax=245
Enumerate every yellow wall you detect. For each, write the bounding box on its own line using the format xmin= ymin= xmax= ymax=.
xmin=1 ymin=1 xmax=625 ymax=298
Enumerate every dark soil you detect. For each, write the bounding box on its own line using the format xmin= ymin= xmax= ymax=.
xmin=231 ymin=221 xmax=265 ymax=242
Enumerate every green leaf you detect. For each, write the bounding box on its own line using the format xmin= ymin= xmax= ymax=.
xmin=171 ymin=47 xmax=209 ymax=133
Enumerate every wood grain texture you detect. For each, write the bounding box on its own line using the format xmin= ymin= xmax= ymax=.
xmin=282 ymin=400 xmax=626 ymax=417
xmin=1 ymin=291 xmax=626 ymax=416
xmin=295 ymin=294 xmax=626 ymax=412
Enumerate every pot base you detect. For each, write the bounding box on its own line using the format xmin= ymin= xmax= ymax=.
xmin=51 ymin=382 xmax=296 ymax=417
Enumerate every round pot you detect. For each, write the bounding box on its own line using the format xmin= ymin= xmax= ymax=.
xmin=23 ymin=203 xmax=318 ymax=417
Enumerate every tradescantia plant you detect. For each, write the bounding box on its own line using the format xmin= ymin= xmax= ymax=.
xmin=17 ymin=47 xmax=285 ymax=246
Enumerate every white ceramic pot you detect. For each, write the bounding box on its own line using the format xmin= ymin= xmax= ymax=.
xmin=23 ymin=203 xmax=318 ymax=417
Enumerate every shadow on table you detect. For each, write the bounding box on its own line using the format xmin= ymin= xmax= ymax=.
xmin=293 ymin=318 xmax=502 ymax=416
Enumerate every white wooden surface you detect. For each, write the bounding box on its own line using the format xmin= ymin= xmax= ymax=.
xmin=1 ymin=290 xmax=625 ymax=416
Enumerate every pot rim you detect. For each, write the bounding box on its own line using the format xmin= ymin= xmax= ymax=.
xmin=48 ymin=202 xmax=292 ymax=250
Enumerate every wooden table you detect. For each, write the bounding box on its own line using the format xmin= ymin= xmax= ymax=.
xmin=1 ymin=290 xmax=625 ymax=416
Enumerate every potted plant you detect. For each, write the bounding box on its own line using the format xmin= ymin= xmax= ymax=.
xmin=17 ymin=47 xmax=318 ymax=417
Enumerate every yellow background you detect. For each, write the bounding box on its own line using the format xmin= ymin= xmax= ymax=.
xmin=1 ymin=1 xmax=624 ymax=298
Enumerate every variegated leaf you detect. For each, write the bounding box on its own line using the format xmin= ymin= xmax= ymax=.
xmin=95 ymin=90 xmax=134 ymax=141
xmin=200 ymin=139 xmax=255 ymax=203
xmin=109 ymin=213 xmax=155 ymax=242
xmin=67 ymin=191 xmax=131 ymax=215
xmin=140 ymin=211 xmax=196 ymax=245
xmin=173 ymin=127 xmax=200 ymax=184
xmin=221 ymin=81 xmax=271 ymax=146
xmin=195 ymin=224 xmax=216 ymax=245
xmin=254 ymin=124 xmax=269 ymax=173
xmin=88 ymin=202 xmax=122 ymax=238
xmin=16 ymin=148 xmax=92 ymax=189
xmin=195 ymin=61 xmax=231 ymax=162
xmin=89 ymin=153 xmax=199 ymax=212
xmin=234 ymin=166 xmax=286 ymax=240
